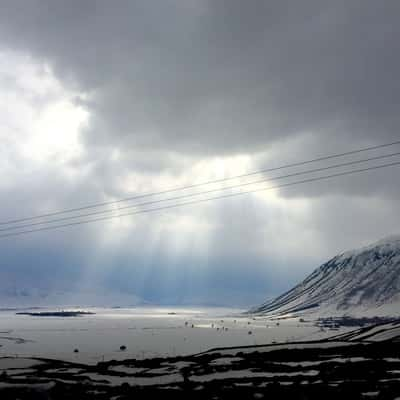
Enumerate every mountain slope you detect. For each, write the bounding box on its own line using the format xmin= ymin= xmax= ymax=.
xmin=252 ymin=235 xmax=400 ymax=317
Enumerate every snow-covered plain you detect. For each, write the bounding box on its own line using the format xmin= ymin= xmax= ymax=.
xmin=1 ymin=313 xmax=400 ymax=397
xmin=0 ymin=306 xmax=343 ymax=364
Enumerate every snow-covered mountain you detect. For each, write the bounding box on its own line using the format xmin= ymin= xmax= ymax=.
xmin=252 ymin=235 xmax=400 ymax=317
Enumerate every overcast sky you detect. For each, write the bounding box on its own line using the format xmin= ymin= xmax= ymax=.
xmin=0 ymin=1 xmax=399 ymax=307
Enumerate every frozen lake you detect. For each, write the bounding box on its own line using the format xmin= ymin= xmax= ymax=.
xmin=0 ymin=307 xmax=339 ymax=364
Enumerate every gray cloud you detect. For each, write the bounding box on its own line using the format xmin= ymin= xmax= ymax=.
xmin=0 ymin=1 xmax=399 ymax=306
xmin=1 ymin=0 xmax=400 ymax=156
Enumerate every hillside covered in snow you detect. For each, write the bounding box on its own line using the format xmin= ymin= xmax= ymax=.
xmin=252 ymin=235 xmax=400 ymax=317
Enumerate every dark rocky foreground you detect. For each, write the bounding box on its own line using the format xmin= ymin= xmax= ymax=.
xmin=1 ymin=321 xmax=400 ymax=399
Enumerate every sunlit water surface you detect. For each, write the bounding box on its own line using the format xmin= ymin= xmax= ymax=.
xmin=0 ymin=307 xmax=335 ymax=364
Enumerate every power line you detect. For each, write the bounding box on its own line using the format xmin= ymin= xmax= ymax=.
xmin=1 ymin=151 xmax=399 ymax=232
xmin=1 ymin=160 xmax=399 ymax=239
xmin=1 ymin=139 xmax=400 ymax=226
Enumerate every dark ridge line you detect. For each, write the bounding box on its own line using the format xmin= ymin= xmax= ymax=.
xmin=192 ymin=339 xmax=362 ymax=357
xmin=326 ymin=319 xmax=400 ymax=342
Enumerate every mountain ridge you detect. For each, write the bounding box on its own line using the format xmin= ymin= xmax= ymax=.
xmin=252 ymin=235 xmax=400 ymax=317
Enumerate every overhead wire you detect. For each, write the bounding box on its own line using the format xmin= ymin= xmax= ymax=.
xmin=1 ymin=139 xmax=400 ymax=226
xmin=1 ymin=151 xmax=400 ymax=233
xmin=1 ymin=159 xmax=399 ymax=239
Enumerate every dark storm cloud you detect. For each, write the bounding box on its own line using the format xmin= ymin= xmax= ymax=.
xmin=1 ymin=1 xmax=400 ymax=306
xmin=1 ymin=0 xmax=399 ymax=156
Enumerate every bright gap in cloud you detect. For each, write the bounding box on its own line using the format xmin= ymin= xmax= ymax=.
xmin=26 ymin=99 xmax=88 ymax=163
xmin=0 ymin=49 xmax=89 ymax=168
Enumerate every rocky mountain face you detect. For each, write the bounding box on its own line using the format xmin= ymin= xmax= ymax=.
xmin=252 ymin=236 xmax=400 ymax=316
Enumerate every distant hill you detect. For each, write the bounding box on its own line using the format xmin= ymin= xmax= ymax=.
xmin=252 ymin=235 xmax=400 ymax=317
xmin=0 ymin=287 xmax=144 ymax=308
